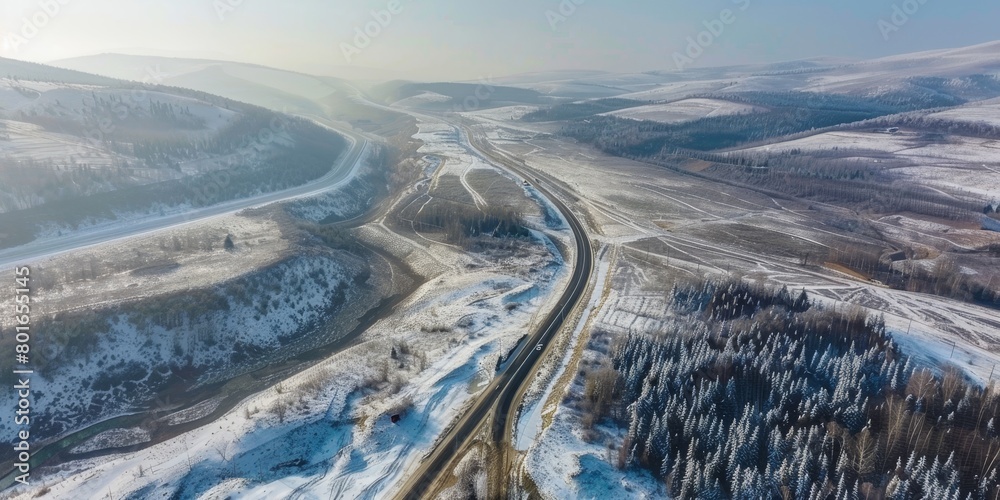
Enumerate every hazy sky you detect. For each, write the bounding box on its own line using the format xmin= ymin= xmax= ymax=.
xmin=2 ymin=0 xmax=999 ymax=80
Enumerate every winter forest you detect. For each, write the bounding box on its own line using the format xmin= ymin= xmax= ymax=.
xmin=580 ymin=279 xmax=1000 ymax=499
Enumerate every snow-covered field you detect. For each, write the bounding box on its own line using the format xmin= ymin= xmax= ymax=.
xmin=929 ymin=102 xmax=1000 ymax=127
xmin=740 ymin=130 xmax=1000 ymax=198
xmin=0 ymin=248 xmax=372 ymax=444
xmin=526 ymin=411 xmax=663 ymax=499
xmin=524 ymin=248 xmax=1000 ymax=498
xmin=800 ymin=40 xmax=1000 ymax=94
xmin=391 ymin=91 xmax=452 ymax=108
xmin=0 ymin=119 xmax=120 ymax=166
xmin=0 ymin=76 xmax=303 ymax=218
xmin=601 ymin=98 xmax=765 ymax=124
xmin=413 ymin=121 xmax=496 ymax=183
xmin=446 ymin=112 xmax=1000 ymax=497
xmin=875 ymin=214 xmax=996 ymax=250
xmin=461 ymin=105 xmax=540 ymax=122
xmin=11 ymin=212 xmax=292 ymax=319
xmin=616 ymin=80 xmax=733 ymax=102
xmin=493 ymin=70 xmax=668 ymax=98
xmin=9 ymin=43 xmax=1000 ymax=496
xmin=7 ymin=108 xmax=574 ymax=500
xmin=515 ymin=250 xmax=613 ymax=453
xmin=410 ymin=117 xmax=548 ymax=218
xmin=284 ymin=154 xmax=382 ymax=223
xmin=0 ymin=78 xmax=240 ymax=135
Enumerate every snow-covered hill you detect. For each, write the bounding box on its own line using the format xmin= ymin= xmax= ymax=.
xmin=0 ymin=59 xmax=350 ymax=250
xmin=0 ymin=249 xmax=374 ymax=444
xmin=53 ymin=54 xmax=352 ymax=115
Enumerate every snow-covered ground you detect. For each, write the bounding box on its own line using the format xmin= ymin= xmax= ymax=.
xmin=791 ymin=131 xmax=998 ymax=164
xmin=0 ymin=78 xmax=240 ymax=135
xmin=0 ymin=76 xmax=305 ymax=218
xmin=7 ymin=108 xmax=574 ymax=500
xmin=6 ymin=212 xmax=290 ymax=319
xmin=481 ymin=123 xmax=1000 ymax=385
xmin=800 ymin=40 xmax=1000 ymax=94
xmin=0 ymin=248 xmax=371 ymax=444
xmin=740 ymin=130 xmax=1000 ymax=199
xmin=515 ymin=250 xmax=613 ymax=452
xmin=929 ymin=101 xmax=1000 ymax=127
xmin=524 ymin=248 xmax=1000 ymax=498
xmin=616 ymin=80 xmax=734 ymax=102
xmin=526 ymin=411 xmax=664 ymax=499
xmin=412 ymin=121 xmax=497 ymax=183
xmin=442 ymin=110 xmax=1000 ymax=496
xmin=461 ymin=105 xmax=540 ymax=122
xmin=492 ymin=70 xmax=669 ymax=98
xmin=521 ymin=255 xmax=678 ymax=499
xmin=0 ymin=119 xmax=120 ymax=167
xmin=601 ymin=98 xmax=765 ymax=124
xmin=391 ymin=91 xmax=452 ymax=108
xmin=10 ymin=43 xmax=1000 ymax=496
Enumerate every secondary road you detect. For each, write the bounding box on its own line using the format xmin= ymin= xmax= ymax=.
xmin=374 ymin=103 xmax=594 ymax=499
xmin=0 ymin=120 xmax=369 ymax=270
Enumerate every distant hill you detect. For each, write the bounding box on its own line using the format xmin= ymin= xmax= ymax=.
xmin=53 ymin=54 xmax=354 ymax=114
xmin=484 ymin=41 xmax=1000 ymax=103
xmin=0 ymin=57 xmax=348 ymax=249
xmin=799 ymin=40 xmax=1000 ymax=95
xmin=0 ymin=57 xmax=122 ymax=86
xmin=56 ymin=53 xmax=420 ymax=140
xmin=370 ymin=80 xmax=548 ymax=110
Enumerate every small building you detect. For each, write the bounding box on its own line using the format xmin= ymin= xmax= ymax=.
xmin=983 ymin=216 xmax=1000 ymax=233
xmin=885 ymin=250 xmax=907 ymax=263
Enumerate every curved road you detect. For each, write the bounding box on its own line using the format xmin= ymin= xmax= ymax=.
xmin=0 ymin=121 xmax=369 ymax=270
xmin=389 ymin=114 xmax=594 ymax=499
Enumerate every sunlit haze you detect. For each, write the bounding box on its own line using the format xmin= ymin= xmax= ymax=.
xmin=3 ymin=0 xmax=1000 ymax=80
xmin=3 ymin=1 xmax=1000 ymax=498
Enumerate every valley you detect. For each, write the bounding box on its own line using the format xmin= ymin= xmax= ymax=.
xmin=2 ymin=36 xmax=1000 ymax=500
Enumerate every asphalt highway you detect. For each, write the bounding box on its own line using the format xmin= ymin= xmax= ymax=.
xmin=0 ymin=122 xmax=368 ymax=271
xmin=396 ymin=119 xmax=594 ymax=500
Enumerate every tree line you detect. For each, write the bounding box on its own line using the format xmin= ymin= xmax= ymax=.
xmin=409 ymin=201 xmax=529 ymax=248
xmin=578 ymin=277 xmax=999 ymax=498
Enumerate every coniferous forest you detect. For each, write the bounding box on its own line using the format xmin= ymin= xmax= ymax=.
xmin=582 ymin=279 xmax=999 ymax=499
